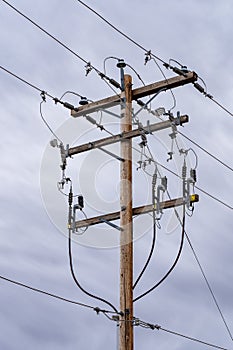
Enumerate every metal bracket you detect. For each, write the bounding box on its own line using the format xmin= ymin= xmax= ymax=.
xmin=98 ymin=147 xmax=124 ymax=162
xmin=99 ymin=218 xmax=123 ymax=231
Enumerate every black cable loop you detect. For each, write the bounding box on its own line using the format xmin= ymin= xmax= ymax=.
xmin=133 ymin=204 xmax=186 ymax=303
xmin=133 ymin=169 xmax=157 ymax=289
xmin=68 ymin=227 xmax=118 ymax=313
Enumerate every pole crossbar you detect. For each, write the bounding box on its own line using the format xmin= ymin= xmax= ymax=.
xmin=71 ymin=72 xmax=197 ymax=118
xmin=68 ymin=115 xmax=189 ymax=157
xmin=75 ymin=195 xmax=199 ymax=229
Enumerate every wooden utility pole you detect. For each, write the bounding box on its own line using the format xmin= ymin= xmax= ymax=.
xmin=119 ymin=74 xmax=133 ymax=350
xmin=69 ymin=70 xmax=199 ymax=350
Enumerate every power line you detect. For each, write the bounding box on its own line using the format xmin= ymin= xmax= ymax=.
xmin=166 ymin=191 xmax=233 ymax=341
xmin=2 ymin=0 xmax=87 ymax=65
xmin=133 ymin=204 xmax=186 ymax=303
xmin=133 ymin=138 xmax=232 ymax=339
xmin=1 ymin=0 xmax=122 ymax=91
xmin=75 ymin=0 xmax=166 ymax=66
xmin=178 ymin=131 xmax=233 ymax=173
xmin=139 ymin=141 xmax=232 ymax=340
xmin=195 ymin=185 xmax=233 ymax=210
xmin=75 ymin=0 xmax=233 ymax=119
xmin=135 ymin=318 xmax=230 ymax=350
xmin=0 ymin=64 xmax=90 ymax=115
xmin=131 ymin=143 xmax=233 ymax=211
xmin=68 ymin=204 xmax=118 ymax=313
xmin=0 ymin=65 xmax=54 ymax=98
xmin=0 ymin=273 xmax=117 ymax=314
xmin=154 ymin=161 xmax=233 ymax=210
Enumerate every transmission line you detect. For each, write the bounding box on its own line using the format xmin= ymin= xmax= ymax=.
xmin=75 ymin=0 xmax=233 ymax=119
xmin=1 ymin=0 xmax=122 ymax=91
xmin=0 ymin=273 xmax=117 ymax=314
xmin=135 ymin=318 xmax=230 ymax=350
xmin=178 ymin=131 xmax=233 ymax=173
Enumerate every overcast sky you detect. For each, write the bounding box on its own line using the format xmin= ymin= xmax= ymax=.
xmin=0 ymin=1 xmax=233 ymax=349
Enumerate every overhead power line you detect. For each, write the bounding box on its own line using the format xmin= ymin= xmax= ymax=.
xmin=75 ymin=0 xmax=166 ymax=65
xmin=2 ymin=0 xmax=87 ymax=64
xmin=167 ymin=192 xmax=233 ymax=341
xmin=178 ymin=131 xmax=233 ymax=173
xmin=75 ymin=0 xmax=233 ymax=119
xmin=1 ymin=0 xmax=122 ymax=91
xmin=0 ymin=65 xmax=53 ymax=98
xmin=135 ymin=318 xmax=230 ymax=350
xmin=131 ymin=144 xmax=233 ymax=211
xmin=139 ymin=142 xmax=233 ymax=341
xmin=153 ymin=161 xmax=233 ymax=210
xmin=0 ymin=273 xmax=118 ymax=315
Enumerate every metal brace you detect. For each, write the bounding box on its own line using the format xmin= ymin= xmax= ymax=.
xmin=99 ymin=218 xmax=123 ymax=231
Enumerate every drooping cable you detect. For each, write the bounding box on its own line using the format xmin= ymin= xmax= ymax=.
xmin=149 ymin=57 xmax=177 ymax=111
xmin=68 ymin=227 xmax=118 ymax=313
xmin=67 ymin=186 xmax=118 ymax=313
xmin=40 ymin=99 xmax=63 ymax=143
xmin=133 ymin=169 xmax=157 ymax=289
xmin=133 ymin=204 xmax=186 ymax=303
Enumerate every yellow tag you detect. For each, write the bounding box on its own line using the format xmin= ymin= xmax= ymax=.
xmin=190 ymin=194 xmax=196 ymax=202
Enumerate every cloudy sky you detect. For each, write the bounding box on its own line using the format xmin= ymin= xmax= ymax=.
xmin=1 ymin=0 xmax=233 ymax=349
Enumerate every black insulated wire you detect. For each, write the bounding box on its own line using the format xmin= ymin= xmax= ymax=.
xmin=133 ymin=204 xmax=186 ymax=303
xmin=68 ymin=227 xmax=118 ymax=313
xmin=133 ymin=171 xmax=157 ymax=289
